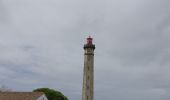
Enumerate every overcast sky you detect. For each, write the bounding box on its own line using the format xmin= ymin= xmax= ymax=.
xmin=0 ymin=0 xmax=170 ymax=100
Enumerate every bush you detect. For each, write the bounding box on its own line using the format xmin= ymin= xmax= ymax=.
xmin=33 ymin=88 xmax=68 ymax=100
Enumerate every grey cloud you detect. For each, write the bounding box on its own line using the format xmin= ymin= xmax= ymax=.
xmin=0 ymin=0 xmax=170 ymax=100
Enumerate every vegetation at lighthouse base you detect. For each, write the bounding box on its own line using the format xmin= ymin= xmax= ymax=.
xmin=33 ymin=88 xmax=68 ymax=100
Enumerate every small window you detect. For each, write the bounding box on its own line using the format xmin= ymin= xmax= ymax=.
xmin=87 ymin=85 xmax=89 ymax=89
xmin=88 ymin=76 xmax=90 ymax=80
xmin=88 ymin=66 xmax=89 ymax=70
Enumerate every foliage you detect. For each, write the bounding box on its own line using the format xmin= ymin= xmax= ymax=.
xmin=33 ymin=88 xmax=68 ymax=100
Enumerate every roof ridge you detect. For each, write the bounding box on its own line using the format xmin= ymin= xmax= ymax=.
xmin=0 ymin=92 xmax=44 ymax=93
xmin=0 ymin=92 xmax=45 ymax=100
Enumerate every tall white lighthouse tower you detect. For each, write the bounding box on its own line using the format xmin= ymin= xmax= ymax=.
xmin=82 ymin=36 xmax=95 ymax=100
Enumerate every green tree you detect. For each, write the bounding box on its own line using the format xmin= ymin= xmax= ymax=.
xmin=33 ymin=88 xmax=68 ymax=100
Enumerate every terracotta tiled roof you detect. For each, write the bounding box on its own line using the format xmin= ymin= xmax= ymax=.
xmin=0 ymin=92 xmax=44 ymax=100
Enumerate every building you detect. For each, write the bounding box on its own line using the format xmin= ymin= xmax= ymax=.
xmin=0 ymin=92 xmax=48 ymax=100
xmin=82 ymin=36 xmax=95 ymax=100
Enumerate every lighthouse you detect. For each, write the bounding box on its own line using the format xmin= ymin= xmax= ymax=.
xmin=82 ymin=36 xmax=95 ymax=100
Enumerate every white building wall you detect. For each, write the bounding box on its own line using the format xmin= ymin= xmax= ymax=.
xmin=36 ymin=94 xmax=48 ymax=100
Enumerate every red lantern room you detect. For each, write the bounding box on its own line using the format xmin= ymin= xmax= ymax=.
xmin=87 ymin=36 xmax=93 ymax=45
xmin=84 ymin=36 xmax=95 ymax=50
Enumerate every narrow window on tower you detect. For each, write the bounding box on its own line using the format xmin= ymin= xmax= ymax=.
xmin=88 ymin=66 xmax=89 ymax=70
xmin=87 ymin=85 xmax=89 ymax=89
xmin=87 ymin=96 xmax=88 ymax=100
xmin=88 ymin=76 xmax=89 ymax=80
